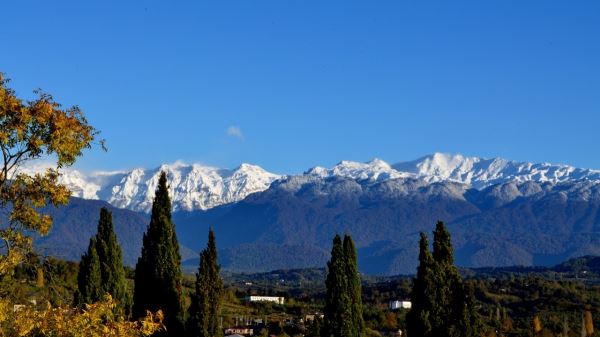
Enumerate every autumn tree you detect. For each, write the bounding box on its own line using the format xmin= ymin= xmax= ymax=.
xmin=582 ymin=311 xmax=593 ymax=337
xmin=133 ymin=172 xmax=184 ymax=337
xmin=0 ymin=295 xmax=163 ymax=337
xmin=0 ymin=72 xmax=102 ymax=279
xmin=0 ymin=72 xmax=164 ymax=337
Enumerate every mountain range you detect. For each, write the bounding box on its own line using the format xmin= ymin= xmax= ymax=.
xmin=40 ymin=153 xmax=600 ymax=212
xmin=29 ymin=153 xmax=600 ymax=275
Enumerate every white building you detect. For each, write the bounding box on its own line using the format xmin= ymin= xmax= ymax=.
xmin=246 ymin=295 xmax=285 ymax=305
xmin=389 ymin=300 xmax=412 ymax=310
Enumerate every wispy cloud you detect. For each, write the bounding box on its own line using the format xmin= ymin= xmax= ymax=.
xmin=227 ymin=126 xmax=244 ymax=140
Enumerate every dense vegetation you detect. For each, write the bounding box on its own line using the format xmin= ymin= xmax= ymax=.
xmin=10 ymin=251 xmax=600 ymax=336
xmin=75 ymin=207 xmax=130 ymax=314
xmin=134 ymin=172 xmax=185 ymax=336
xmin=407 ymin=222 xmax=481 ymax=337
xmin=0 ymin=73 xmax=161 ymax=336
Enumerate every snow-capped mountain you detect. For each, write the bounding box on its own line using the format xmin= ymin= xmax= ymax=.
xmin=307 ymin=158 xmax=413 ymax=182
xmin=306 ymin=153 xmax=600 ymax=189
xmin=31 ymin=154 xmax=600 ymax=274
xmin=105 ymin=162 xmax=282 ymax=212
xmin=25 ymin=153 xmax=600 ymax=213
xmin=30 ymin=162 xmax=282 ymax=212
xmin=393 ymin=153 xmax=600 ymax=189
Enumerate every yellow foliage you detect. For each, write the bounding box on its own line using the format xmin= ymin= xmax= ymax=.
xmin=0 ymin=72 xmax=154 ymax=336
xmin=0 ymin=295 xmax=163 ymax=337
xmin=533 ymin=315 xmax=542 ymax=333
xmin=584 ymin=310 xmax=593 ymax=336
xmin=0 ymin=72 xmax=103 ymax=276
xmin=0 ymin=72 xmax=152 ymax=337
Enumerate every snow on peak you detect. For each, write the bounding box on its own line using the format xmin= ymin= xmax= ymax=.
xmin=303 ymin=153 xmax=600 ymax=191
xmin=308 ymin=158 xmax=413 ymax=182
xmin=393 ymin=153 xmax=600 ymax=189
xmin=39 ymin=162 xmax=282 ymax=212
xmin=22 ymin=153 xmax=600 ymax=212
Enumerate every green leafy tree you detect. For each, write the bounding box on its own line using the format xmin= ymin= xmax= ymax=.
xmin=76 ymin=207 xmax=130 ymax=313
xmin=186 ymin=228 xmax=224 ymax=337
xmin=133 ymin=172 xmax=184 ymax=337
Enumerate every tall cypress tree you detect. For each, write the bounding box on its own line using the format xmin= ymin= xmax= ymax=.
xmin=432 ymin=220 xmax=454 ymax=266
xmin=75 ymin=237 xmax=102 ymax=306
xmin=407 ymin=221 xmax=481 ymax=337
xmin=343 ymin=235 xmax=365 ymax=337
xmin=96 ymin=207 xmax=130 ymax=313
xmin=133 ymin=172 xmax=184 ymax=337
xmin=406 ymin=233 xmax=435 ymax=337
xmin=452 ymin=281 xmax=482 ymax=337
xmin=75 ymin=208 xmax=129 ymax=313
xmin=431 ymin=221 xmax=458 ymax=336
xmin=322 ymin=235 xmax=347 ymax=337
xmin=323 ymin=234 xmax=364 ymax=337
xmin=187 ymin=228 xmax=223 ymax=337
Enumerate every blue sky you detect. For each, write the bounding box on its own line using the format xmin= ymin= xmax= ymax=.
xmin=3 ymin=1 xmax=599 ymax=173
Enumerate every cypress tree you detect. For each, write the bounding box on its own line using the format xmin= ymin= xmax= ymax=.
xmin=133 ymin=172 xmax=184 ymax=337
xmin=343 ymin=235 xmax=365 ymax=337
xmin=186 ymin=228 xmax=224 ymax=337
xmin=323 ymin=234 xmax=365 ymax=337
xmin=322 ymin=235 xmax=348 ymax=337
xmin=75 ymin=208 xmax=130 ymax=313
xmin=75 ymin=237 xmax=102 ymax=306
xmin=407 ymin=222 xmax=481 ymax=337
xmin=96 ymin=207 xmax=130 ymax=313
xmin=431 ymin=221 xmax=458 ymax=336
xmin=432 ymin=220 xmax=453 ymax=266
xmin=406 ymin=233 xmax=435 ymax=337
xmin=454 ymin=281 xmax=482 ymax=337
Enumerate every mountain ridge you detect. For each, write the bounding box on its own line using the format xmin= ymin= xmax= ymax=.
xmin=30 ymin=170 xmax=600 ymax=275
xmin=25 ymin=153 xmax=600 ymax=213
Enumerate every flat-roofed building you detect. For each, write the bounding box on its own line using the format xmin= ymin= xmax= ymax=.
xmin=246 ymin=295 xmax=285 ymax=305
xmin=389 ymin=300 xmax=412 ymax=310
